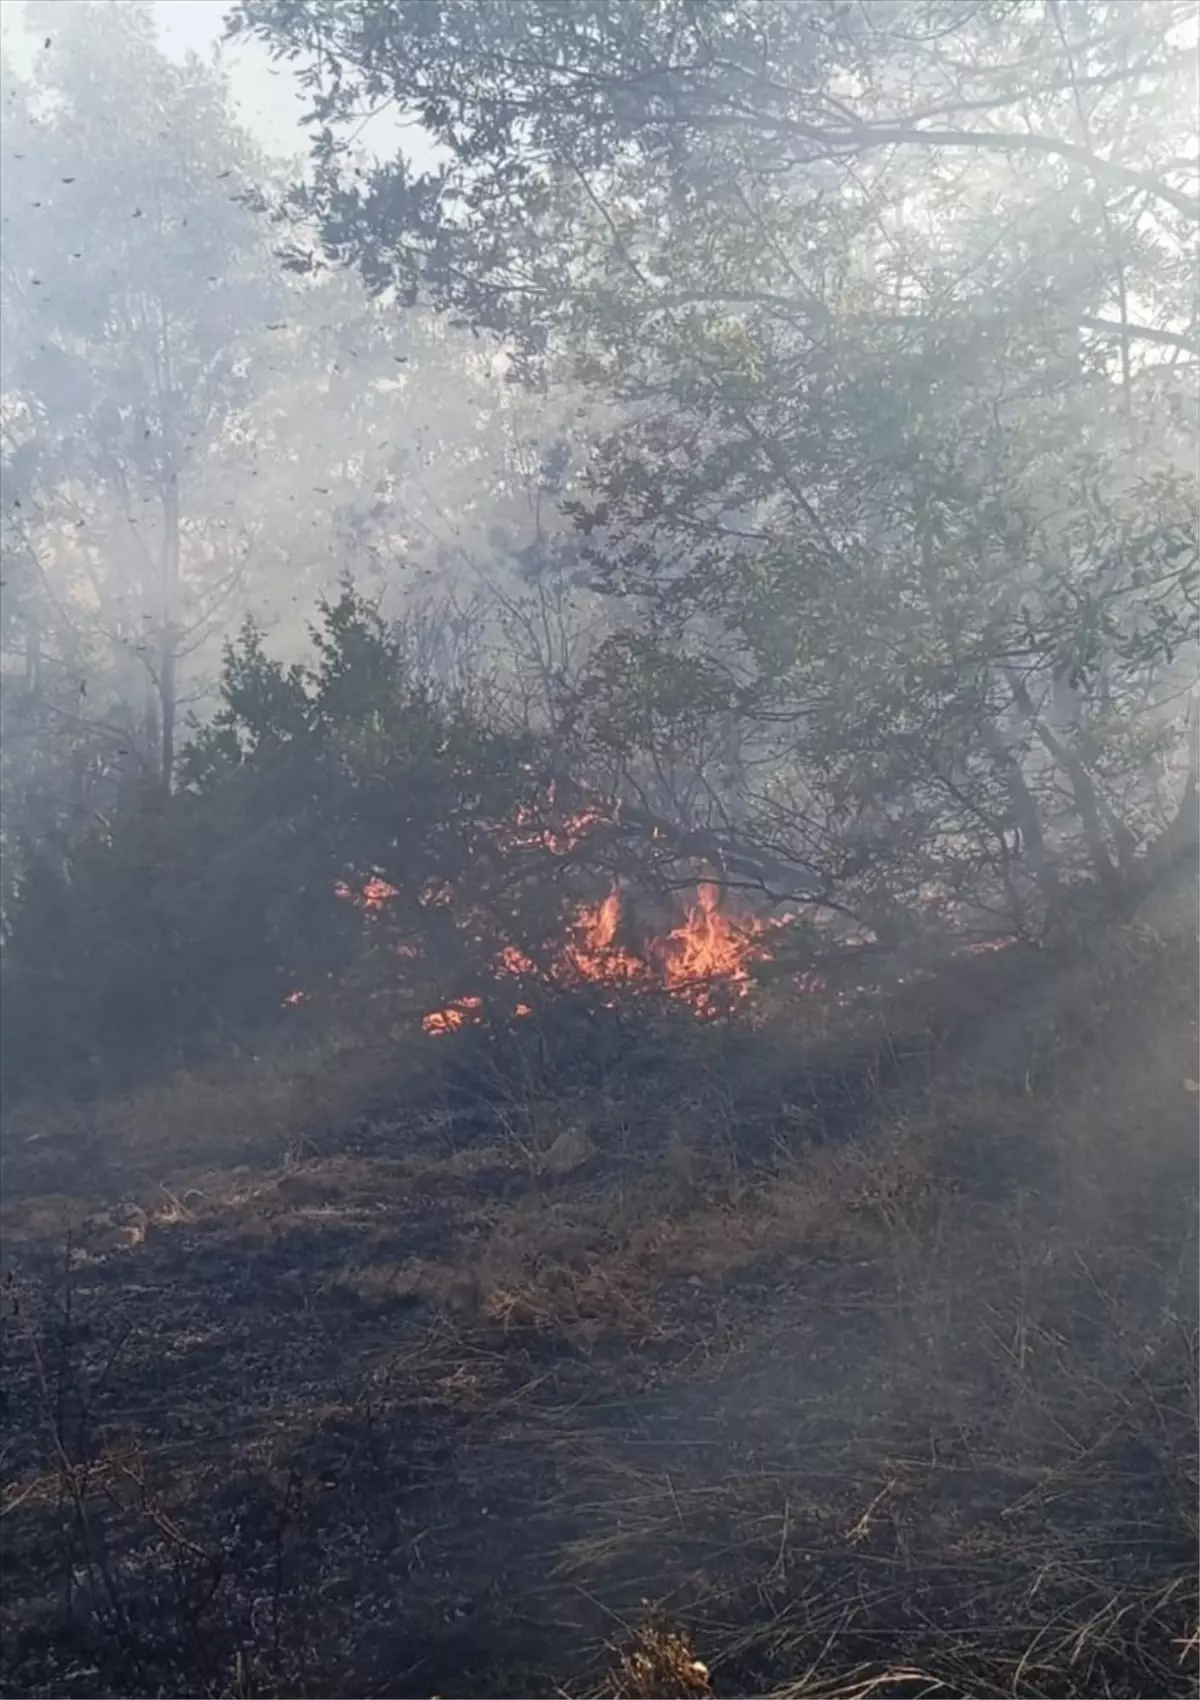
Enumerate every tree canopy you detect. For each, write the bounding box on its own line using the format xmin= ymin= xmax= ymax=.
xmin=1 ymin=0 xmax=1197 ymax=1098
xmin=232 ymin=0 xmax=1198 ymax=933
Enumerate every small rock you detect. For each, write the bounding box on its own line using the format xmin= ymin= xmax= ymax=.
xmin=542 ymin=1123 xmax=592 ymax=1175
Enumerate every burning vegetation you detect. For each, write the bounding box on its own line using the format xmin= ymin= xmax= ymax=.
xmin=283 ymin=784 xmax=800 ymax=1037
xmin=1 ymin=2 xmax=1196 ymax=1694
xmin=303 ymin=811 xmax=1015 ymax=1040
xmin=420 ymin=882 xmax=784 ymax=1034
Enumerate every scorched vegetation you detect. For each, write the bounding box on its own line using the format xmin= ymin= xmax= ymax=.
xmin=1 ymin=2 xmax=1196 ymax=1697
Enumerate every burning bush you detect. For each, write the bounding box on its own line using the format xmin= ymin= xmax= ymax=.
xmin=0 ymin=584 xmax=1020 ymax=1113
xmin=1 ymin=588 xmax=814 ymax=1108
xmin=415 ymin=881 xmax=784 ymax=1034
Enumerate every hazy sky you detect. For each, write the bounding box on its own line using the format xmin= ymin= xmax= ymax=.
xmin=0 ymin=0 xmax=390 ymax=164
xmin=1 ymin=0 xmax=438 ymax=171
xmin=153 ymin=0 xmax=310 ymax=158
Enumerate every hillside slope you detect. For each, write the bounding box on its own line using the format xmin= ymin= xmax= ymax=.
xmin=1 ymin=880 xmax=1196 ymax=1699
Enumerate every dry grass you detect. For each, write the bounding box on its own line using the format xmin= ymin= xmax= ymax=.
xmin=0 ymin=886 xmax=1196 ymax=1698
xmin=600 ymin=1626 xmax=712 ymax=1697
xmin=0 ymin=1022 xmax=434 ymax=1205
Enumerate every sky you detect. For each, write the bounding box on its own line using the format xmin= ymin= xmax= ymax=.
xmin=152 ymin=0 xmax=310 ymax=159
xmin=1 ymin=0 xmax=422 ymax=166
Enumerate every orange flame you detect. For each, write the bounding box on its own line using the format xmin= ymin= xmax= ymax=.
xmin=419 ymin=882 xmax=780 ymax=1034
xmin=281 ymin=844 xmax=1019 ymax=1031
xmin=500 ymin=781 xmax=613 ymax=858
xmin=422 ymin=995 xmax=485 ymax=1035
xmin=662 ymin=882 xmax=769 ymax=1005
xmin=284 ymin=860 xmax=1017 ymax=1030
xmin=562 ymin=890 xmax=647 ymax=987
xmin=285 ymin=863 xmax=781 ymax=1020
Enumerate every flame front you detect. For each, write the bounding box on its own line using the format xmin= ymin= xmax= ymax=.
xmin=563 ymin=890 xmax=647 ymax=987
xmin=284 ymin=860 xmax=1015 ymax=1035
xmin=663 ymin=883 xmax=766 ymax=1006
xmin=416 ymin=883 xmax=778 ymax=1033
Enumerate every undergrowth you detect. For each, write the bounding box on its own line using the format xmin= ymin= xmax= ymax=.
xmin=1 ymin=882 xmax=1196 ymax=1698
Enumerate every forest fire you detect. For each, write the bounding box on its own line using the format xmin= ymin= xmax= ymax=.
xmin=500 ymin=781 xmax=613 ymax=858
xmin=299 ymin=788 xmax=786 ymax=1036
xmin=288 ymin=866 xmax=1017 ymax=1036
xmin=282 ymin=871 xmax=777 ymax=1034
xmin=419 ymin=881 xmax=779 ymax=1035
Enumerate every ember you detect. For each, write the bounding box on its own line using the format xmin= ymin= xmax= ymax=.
xmin=423 ymin=995 xmax=485 ymax=1035
xmin=334 ymin=875 xmax=399 ymax=913
xmin=420 ymin=882 xmax=779 ymax=1034
xmin=501 ymin=780 xmax=613 ymax=857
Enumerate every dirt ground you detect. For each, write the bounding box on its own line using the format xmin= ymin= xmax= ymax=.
xmin=1 ymin=936 xmax=1197 ymax=1698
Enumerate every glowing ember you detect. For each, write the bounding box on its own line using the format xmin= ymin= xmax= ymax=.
xmin=501 ymin=781 xmax=613 ymax=857
xmin=335 ymin=875 xmax=399 ymax=913
xmin=496 ymin=942 xmax=538 ymax=977
xmin=422 ymin=995 xmax=485 ymax=1035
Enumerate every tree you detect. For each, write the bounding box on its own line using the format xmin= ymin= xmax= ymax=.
xmin=233 ymin=0 xmax=1200 ymax=937
xmin=233 ymin=269 xmax=615 ymax=738
xmin=0 ymin=2 xmax=615 ymax=923
xmin=0 ymin=585 xmax=552 ymax=1101
xmin=1 ymin=1 xmax=288 ymax=796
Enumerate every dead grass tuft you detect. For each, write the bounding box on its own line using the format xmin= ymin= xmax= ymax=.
xmin=0 ymin=1024 xmax=432 ymax=1205
xmin=601 ymin=1626 xmax=712 ymax=1698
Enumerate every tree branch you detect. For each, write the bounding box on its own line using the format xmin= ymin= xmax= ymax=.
xmin=1077 ymin=315 xmax=1199 ymax=356
xmin=724 ymin=108 xmax=1199 ymax=220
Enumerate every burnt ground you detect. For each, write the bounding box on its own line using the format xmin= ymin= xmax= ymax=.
xmin=1 ymin=939 xmax=1197 ymax=1699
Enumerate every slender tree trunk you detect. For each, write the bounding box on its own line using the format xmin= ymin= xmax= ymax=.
xmin=1031 ymin=719 xmax=1125 ymax=901
xmin=980 ymin=718 xmax=1063 ymax=907
xmin=1004 ymin=672 xmax=1128 ymax=902
xmin=1146 ymin=703 xmax=1200 ymax=883
xmin=155 ymin=283 xmax=181 ymax=795
xmin=158 ymin=469 xmax=180 ymax=792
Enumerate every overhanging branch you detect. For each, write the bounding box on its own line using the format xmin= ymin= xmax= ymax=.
xmin=740 ymin=110 xmax=1199 ymax=221
xmin=1077 ymin=316 xmax=1199 ymax=355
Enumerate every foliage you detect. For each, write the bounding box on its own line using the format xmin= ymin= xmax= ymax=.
xmin=4 ymin=0 xmax=1199 ymax=1099
xmin=0 ymin=2 xmax=291 ymax=796
xmin=234 ymin=0 xmax=1200 ymax=936
xmin=0 ymin=1 xmax=602 ymax=884
xmin=0 ymin=587 xmax=547 ymax=1102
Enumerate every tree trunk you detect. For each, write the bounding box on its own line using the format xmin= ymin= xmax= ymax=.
xmin=980 ymin=718 xmax=1063 ymax=907
xmin=1145 ymin=705 xmax=1200 ymax=885
xmin=157 ymin=469 xmax=181 ymax=792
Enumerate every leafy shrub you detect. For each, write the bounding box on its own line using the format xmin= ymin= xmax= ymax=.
xmin=0 ymin=587 xmax=549 ymax=1103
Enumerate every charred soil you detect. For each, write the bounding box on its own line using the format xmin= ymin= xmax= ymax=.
xmin=1 ymin=903 xmax=1196 ymax=1699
